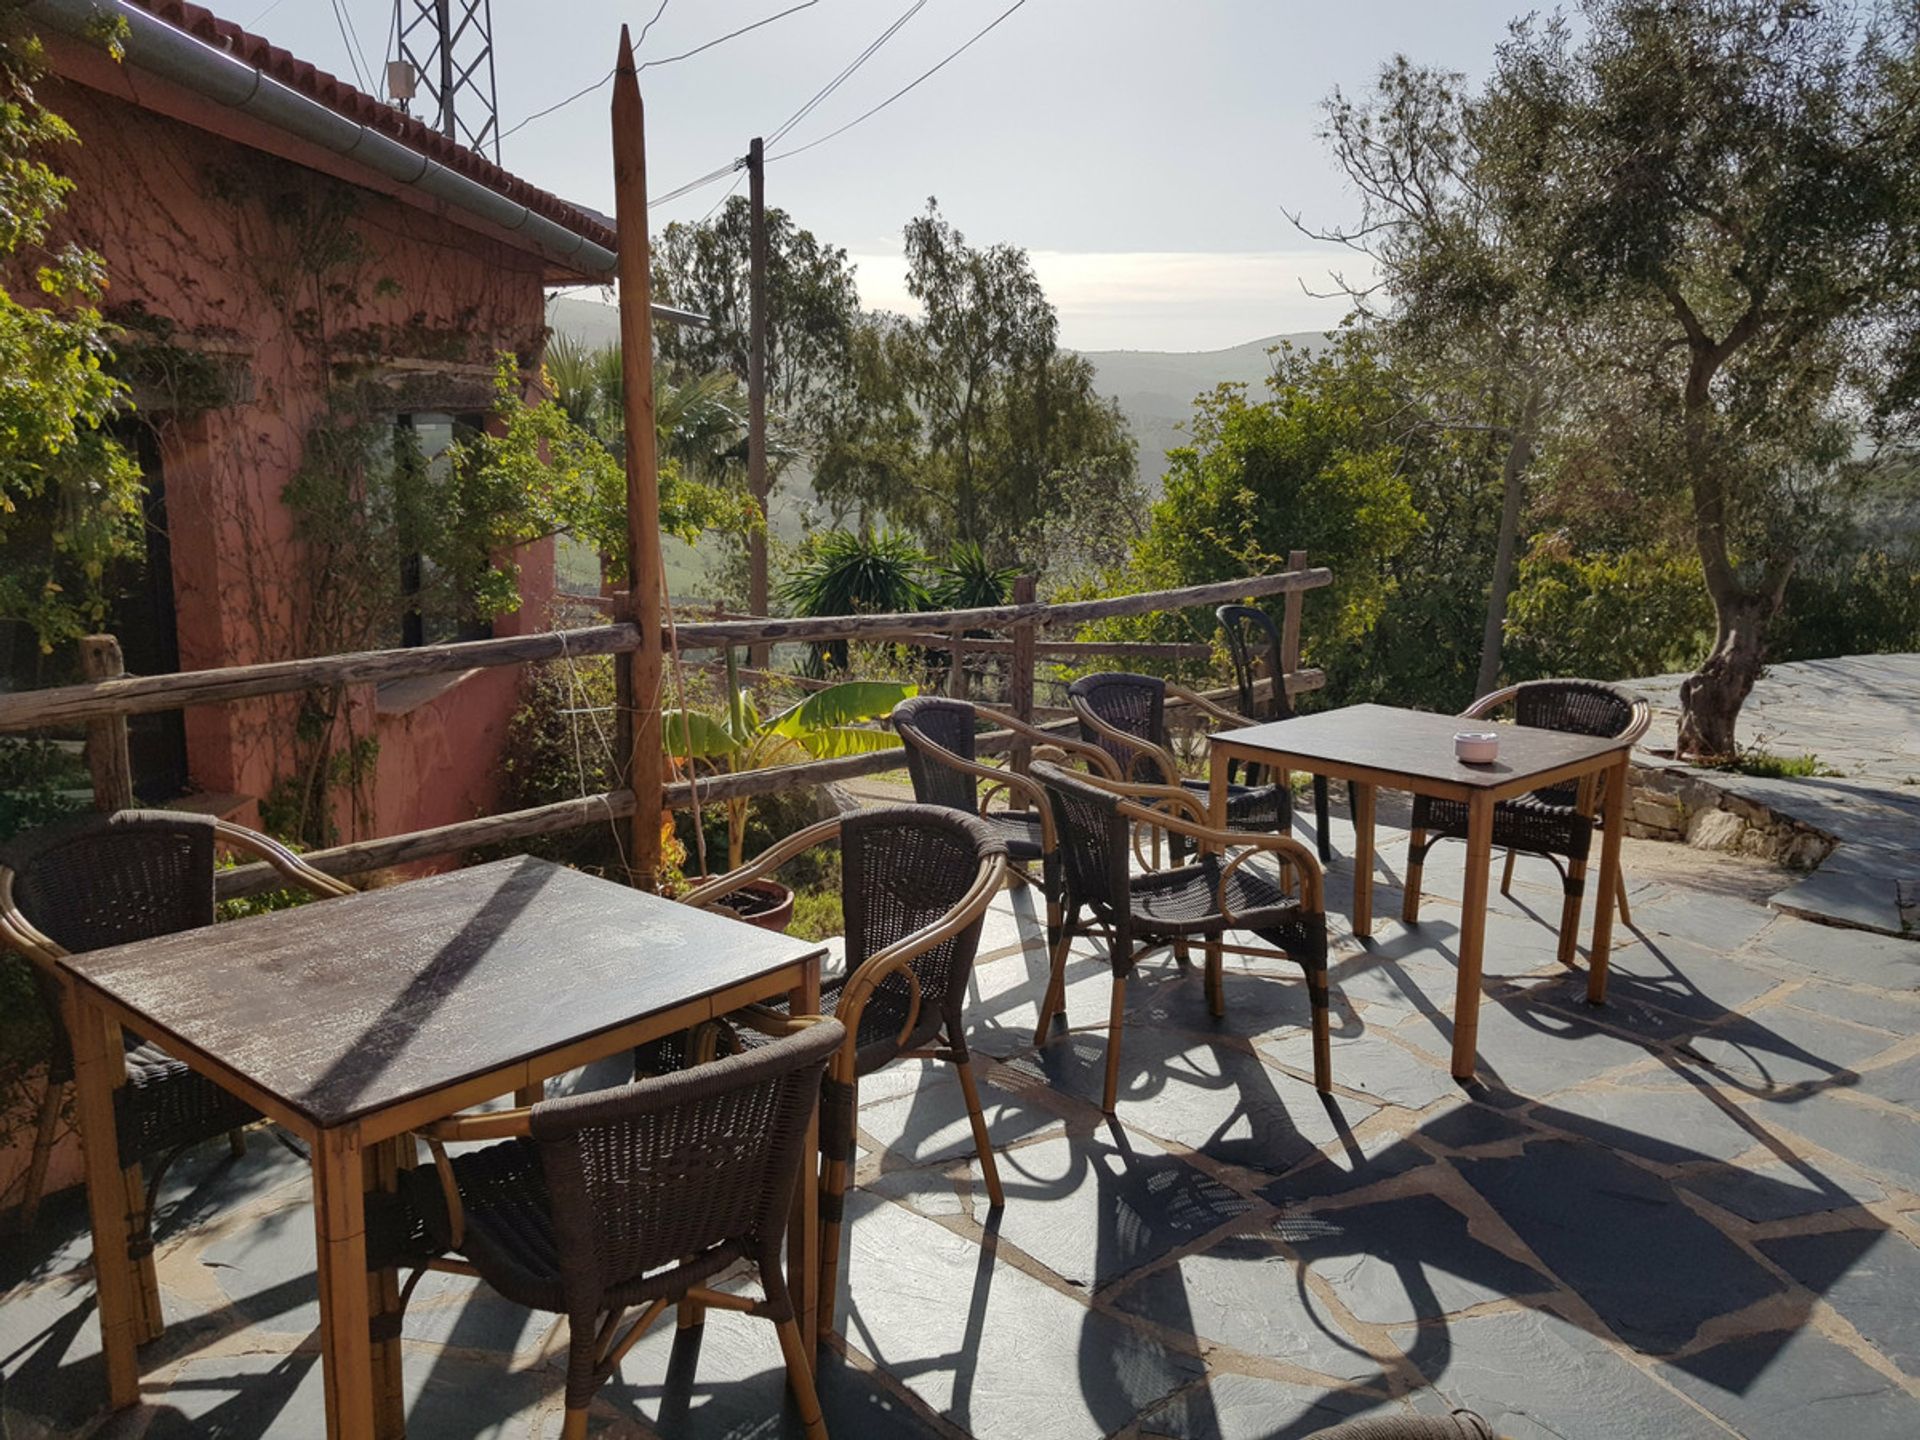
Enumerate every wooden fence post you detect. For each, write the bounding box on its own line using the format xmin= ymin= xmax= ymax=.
xmin=79 ymin=635 xmax=134 ymax=812
xmin=947 ymin=630 xmax=969 ymax=700
xmin=1281 ymin=550 xmax=1308 ymax=683
xmin=1009 ymin=574 xmax=1037 ymax=776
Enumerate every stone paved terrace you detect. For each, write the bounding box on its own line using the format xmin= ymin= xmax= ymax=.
xmin=1631 ymin=654 xmax=1920 ymax=936
xmin=5 ymin=810 xmax=1920 ymax=1439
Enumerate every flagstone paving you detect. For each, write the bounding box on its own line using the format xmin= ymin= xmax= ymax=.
xmin=4 ymin=808 xmax=1920 ymax=1438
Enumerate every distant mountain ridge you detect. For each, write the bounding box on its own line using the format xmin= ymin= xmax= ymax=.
xmin=546 ymin=296 xmax=1321 ymax=495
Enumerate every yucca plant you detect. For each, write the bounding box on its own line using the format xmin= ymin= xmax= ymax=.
xmin=928 ymin=541 xmax=1020 ymax=611
xmin=780 ymin=529 xmax=931 ymax=670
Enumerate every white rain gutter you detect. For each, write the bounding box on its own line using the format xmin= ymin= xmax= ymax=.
xmin=28 ymin=0 xmax=624 ymax=282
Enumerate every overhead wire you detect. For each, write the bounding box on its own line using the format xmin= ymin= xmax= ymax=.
xmin=650 ymin=0 xmax=930 ymax=219
xmin=768 ymin=0 xmax=1027 ymax=163
xmin=329 ymin=0 xmax=372 ymax=93
xmin=497 ymin=0 xmax=821 ymax=144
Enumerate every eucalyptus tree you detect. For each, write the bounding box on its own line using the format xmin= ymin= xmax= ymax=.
xmin=1472 ymin=0 xmax=1920 ymax=756
xmin=1312 ymin=57 xmax=1568 ymax=697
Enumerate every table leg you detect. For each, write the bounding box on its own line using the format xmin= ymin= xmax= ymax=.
xmin=1349 ymin=782 xmax=1377 ymax=939
xmin=365 ymin=1137 xmax=409 ymax=1439
xmin=313 ymin=1126 xmax=378 ymax=1439
xmin=70 ymin=992 xmax=140 ymax=1409
xmin=1449 ymin=791 xmax=1496 ymax=1081
xmin=789 ymin=955 xmax=823 ymax=1351
xmin=1208 ymin=745 xmax=1229 ymax=832
xmin=1587 ymin=754 xmax=1629 ymax=1005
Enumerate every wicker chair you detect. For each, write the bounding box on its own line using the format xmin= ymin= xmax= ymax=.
xmin=1404 ymin=679 xmax=1651 ymax=964
xmin=892 ymin=695 xmax=1120 ymax=956
xmin=679 ymin=804 xmax=1008 ymax=1339
xmin=1068 ymin=671 xmax=1289 ymax=863
xmin=0 ymin=811 xmax=352 ymax=1299
xmin=1217 ymin=603 xmax=1340 ymax=862
xmin=403 ymin=1020 xmax=846 ymax=1440
xmin=1029 ymin=760 xmax=1331 ymax=1113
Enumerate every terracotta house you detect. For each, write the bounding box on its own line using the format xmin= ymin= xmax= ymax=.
xmin=17 ymin=0 xmax=622 ymax=846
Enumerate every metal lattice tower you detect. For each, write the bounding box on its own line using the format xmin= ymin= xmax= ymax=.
xmin=393 ymin=0 xmax=500 ymax=160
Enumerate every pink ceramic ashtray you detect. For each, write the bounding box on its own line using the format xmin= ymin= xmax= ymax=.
xmin=1455 ymin=731 xmax=1500 ymax=764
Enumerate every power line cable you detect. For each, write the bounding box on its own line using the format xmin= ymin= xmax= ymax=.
xmin=768 ymin=0 xmax=1026 ymax=163
xmin=636 ymin=0 xmax=672 ymax=52
xmin=339 ymin=0 xmax=376 ymax=91
xmin=497 ymin=0 xmax=820 ymax=143
xmin=329 ymin=0 xmax=372 ymax=93
xmin=766 ymin=0 xmax=927 ymax=148
xmin=649 ymin=0 xmax=928 ymax=220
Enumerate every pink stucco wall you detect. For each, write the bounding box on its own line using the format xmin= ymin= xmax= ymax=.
xmin=39 ymin=74 xmax=559 ymax=851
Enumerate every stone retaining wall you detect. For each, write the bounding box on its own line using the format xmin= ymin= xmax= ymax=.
xmin=1625 ymin=762 xmax=1835 ymax=871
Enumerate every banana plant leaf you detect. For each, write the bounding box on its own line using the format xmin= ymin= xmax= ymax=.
xmin=768 ymin=681 xmax=918 ymax=740
xmin=791 ymin=724 xmax=905 ymax=759
xmin=662 ymin=708 xmax=740 ymax=760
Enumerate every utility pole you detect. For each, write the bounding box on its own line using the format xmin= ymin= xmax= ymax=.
xmin=747 ymin=138 xmax=771 ymax=661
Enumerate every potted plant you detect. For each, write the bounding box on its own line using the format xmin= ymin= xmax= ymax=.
xmin=664 ymin=656 xmax=916 ymax=929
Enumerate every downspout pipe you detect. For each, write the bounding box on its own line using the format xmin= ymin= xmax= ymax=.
xmin=28 ymin=0 xmax=622 ymax=281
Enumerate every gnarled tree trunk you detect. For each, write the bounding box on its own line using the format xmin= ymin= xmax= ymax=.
xmin=1475 ymin=387 xmax=1542 ymax=698
xmin=1676 ymin=587 xmax=1773 ymax=760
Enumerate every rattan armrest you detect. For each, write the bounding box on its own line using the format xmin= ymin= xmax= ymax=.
xmin=968 ymin=705 xmax=1123 ymax=780
xmin=1113 ymin=800 xmax=1326 ymax=911
xmin=213 ymin=819 xmax=357 ymax=898
xmin=681 ymin=816 xmax=844 ymax=911
xmin=1165 ymin=682 xmax=1256 ymax=732
xmin=0 ymin=870 xmax=65 ymax=969
xmin=732 ymin=1007 xmax=832 ymax=1039
xmin=899 ymin=731 xmax=1059 ymax=852
xmin=1458 ymin=684 xmax=1521 ymax=722
xmin=836 ymin=851 xmax=1008 ymax=1050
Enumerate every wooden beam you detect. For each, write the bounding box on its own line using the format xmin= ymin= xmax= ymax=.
xmin=746 ymin=136 xmax=770 ymax=670
xmin=613 ymin=25 xmax=665 ymax=889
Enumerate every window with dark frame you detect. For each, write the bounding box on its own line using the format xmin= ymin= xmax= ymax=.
xmin=396 ymin=411 xmax=492 ymax=648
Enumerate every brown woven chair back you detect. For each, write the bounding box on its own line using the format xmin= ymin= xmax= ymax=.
xmin=1510 ymin=679 xmax=1641 ymax=804
xmin=1304 ymin=1408 xmax=1495 ymax=1439
xmin=1069 ymin=671 xmax=1168 ymax=780
xmin=529 ymin=1018 xmax=844 ymax=1325
xmin=1217 ymin=604 xmax=1297 ymax=722
xmin=1 ymin=809 xmax=217 ymax=954
xmin=1031 ymin=760 xmax=1134 ymax=956
xmin=1 ymin=810 xmax=220 ymax=1076
xmin=893 ymin=695 xmax=983 ymax=814
xmin=842 ymin=805 xmax=1003 ymax=1054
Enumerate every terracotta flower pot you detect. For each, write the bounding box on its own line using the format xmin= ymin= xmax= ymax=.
xmin=704 ymin=876 xmax=794 ymax=933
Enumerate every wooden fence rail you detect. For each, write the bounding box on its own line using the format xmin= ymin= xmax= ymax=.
xmin=3 ymin=563 xmax=1328 ymax=891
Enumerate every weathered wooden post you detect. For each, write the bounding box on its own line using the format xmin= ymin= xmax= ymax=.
xmin=613 ymin=26 xmax=666 ymax=889
xmin=947 ymin=630 xmax=969 ymax=700
xmin=746 ymin=135 xmax=771 ymax=671
xmin=79 ymin=635 xmax=134 ymax=812
xmin=1009 ymin=574 xmax=1037 ymax=774
xmin=1280 ymin=549 xmax=1308 ymax=696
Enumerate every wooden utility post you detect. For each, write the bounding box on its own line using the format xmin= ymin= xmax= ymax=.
xmin=79 ymin=635 xmax=134 ymax=812
xmin=746 ymin=137 xmax=771 ymax=666
xmin=1280 ymin=549 xmax=1308 ymax=682
xmin=613 ymin=26 xmax=666 ymax=888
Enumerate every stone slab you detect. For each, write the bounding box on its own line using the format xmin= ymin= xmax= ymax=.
xmin=1759 ymin=1228 xmax=1920 ymax=1377
xmin=1136 ymin=1372 xmax=1390 ymax=1440
xmin=1758 ymin=1086 xmax=1920 ymax=1192
xmin=1395 ymin=1308 xmax=1732 ymax=1440
xmin=1533 ymin=1083 xmax=1766 ymax=1166
xmin=1455 ymin=1141 xmax=1783 ymax=1353
xmin=1258 ymin=1029 xmax=1461 ymax=1112
xmin=1679 ymin=1158 xmax=1885 ymax=1223
xmin=1660 ymin=1326 xmax=1920 ymax=1440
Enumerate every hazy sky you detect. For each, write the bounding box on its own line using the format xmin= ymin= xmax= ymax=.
xmin=242 ymin=1 xmax=1533 ymax=350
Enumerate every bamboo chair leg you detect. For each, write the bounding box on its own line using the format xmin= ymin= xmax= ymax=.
xmin=1556 ymin=859 xmax=1588 ymax=969
xmin=124 ymin=1161 xmax=164 ymax=1344
xmin=955 ymin=1060 xmax=1004 ymax=1209
xmin=227 ymin=1127 xmax=248 ymax=1159
xmin=560 ymin=1407 xmax=589 ymax=1440
xmin=815 ymin=1075 xmax=857 ymax=1342
xmin=1614 ymin=866 xmax=1633 ymax=925
xmin=1101 ymin=974 xmax=1129 ymax=1114
xmin=1033 ymin=922 xmax=1076 ymax=1046
xmin=1308 ymin=965 xmax=1332 ymax=1093
xmin=1500 ymin=849 xmax=1518 ymax=899
xmin=1204 ymin=938 xmax=1225 ymax=1019
xmin=774 ymin=1313 xmax=829 ymax=1440
xmin=677 ymin=1297 xmax=705 ymax=1330
xmin=15 ymin=1076 xmax=64 ymax=1232
xmin=1402 ymin=831 xmax=1427 ymax=924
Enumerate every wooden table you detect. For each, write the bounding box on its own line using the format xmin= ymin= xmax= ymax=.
xmin=1209 ymin=704 xmax=1632 ymax=1080
xmin=58 ymin=856 xmax=825 ymax=1438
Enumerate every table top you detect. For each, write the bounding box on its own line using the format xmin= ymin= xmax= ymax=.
xmin=58 ymin=856 xmax=823 ymax=1130
xmin=1215 ymin=703 xmax=1632 ymax=790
